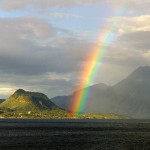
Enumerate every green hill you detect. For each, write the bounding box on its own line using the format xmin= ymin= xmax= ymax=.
xmin=0 ymin=89 xmax=58 ymax=111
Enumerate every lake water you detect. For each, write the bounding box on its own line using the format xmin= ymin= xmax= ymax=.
xmin=0 ymin=119 xmax=150 ymax=150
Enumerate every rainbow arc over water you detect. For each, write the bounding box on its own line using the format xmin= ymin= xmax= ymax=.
xmin=70 ymin=7 xmax=126 ymax=116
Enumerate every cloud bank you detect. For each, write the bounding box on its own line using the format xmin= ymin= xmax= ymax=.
xmin=0 ymin=1 xmax=149 ymax=98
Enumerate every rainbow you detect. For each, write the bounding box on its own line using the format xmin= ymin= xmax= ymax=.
xmin=70 ymin=7 xmax=126 ymax=117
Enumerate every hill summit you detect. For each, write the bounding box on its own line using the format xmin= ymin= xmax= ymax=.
xmin=0 ymin=89 xmax=58 ymax=111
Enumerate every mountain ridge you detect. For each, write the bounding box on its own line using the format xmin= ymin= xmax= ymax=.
xmin=51 ymin=66 xmax=150 ymax=118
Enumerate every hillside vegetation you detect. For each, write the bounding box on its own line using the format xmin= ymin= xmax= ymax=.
xmin=0 ymin=109 xmax=126 ymax=119
xmin=0 ymin=89 xmax=126 ymax=119
xmin=0 ymin=89 xmax=58 ymax=111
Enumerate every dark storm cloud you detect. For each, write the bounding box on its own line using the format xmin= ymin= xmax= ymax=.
xmin=0 ymin=73 xmax=75 ymax=98
xmin=0 ymin=73 xmax=73 ymax=87
xmin=0 ymin=17 xmax=92 ymax=76
xmin=0 ymin=16 xmax=93 ymax=97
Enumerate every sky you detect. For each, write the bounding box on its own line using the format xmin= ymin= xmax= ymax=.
xmin=0 ymin=0 xmax=149 ymax=98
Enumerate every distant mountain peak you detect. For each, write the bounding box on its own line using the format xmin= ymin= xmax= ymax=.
xmin=51 ymin=66 xmax=150 ymax=118
xmin=137 ymin=66 xmax=150 ymax=70
xmin=135 ymin=66 xmax=150 ymax=73
xmin=129 ymin=66 xmax=150 ymax=79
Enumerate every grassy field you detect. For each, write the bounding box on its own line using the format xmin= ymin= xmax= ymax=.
xmin=0 ymin=108 xmax=127 ymax=119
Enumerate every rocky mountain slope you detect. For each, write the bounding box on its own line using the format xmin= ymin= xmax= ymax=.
xmin=51 ymin=66 xmax=150 ymax=118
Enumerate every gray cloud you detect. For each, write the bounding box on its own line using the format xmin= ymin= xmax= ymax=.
xmin=99 ymin=16 xmax=150 ymax=72
xmin=0 ymin=17 xmax=92 ymax=76
xmin=0 ymin=1 xmax=149 ymax=98
xmin=106 ymin=0 xmax=149 ymax=14
xmin=0 ymin=72 xmax=76 ymax=98
xmin=0 ymin=0 xmax=149 ymax=14
xmin=119 ymin=31 xmax=150 ymax=51
xmin=47 ymin=12 xmax=83 ymax=19
xmin=0 ymin=0 xmax=100 ymax=10
xmin=108 ymin=15 xmax=150 ymax=35
xmin=0 ymin=16 xmax=93 ymax=98
xmin=104 ymin=15 xmax=150 ymax=64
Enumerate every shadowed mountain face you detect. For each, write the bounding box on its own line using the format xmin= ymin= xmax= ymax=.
xmin=0 ymin=89 xmax=59 ymax=111
xmin=51 ymin=66 xmax=150 ymax=118
xmin=51 ymin=83 xmax=110 ymax=110
xmin=51 ymin=83 xmax=109 ymax=110
xmin=51 ymin=96 xmax=71 ymax=110
xmin=0 ymin=99 xmax=5 ymax=104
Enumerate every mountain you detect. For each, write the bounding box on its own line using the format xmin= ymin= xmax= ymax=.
xmin=51 ymin=66 xmax=150 ymax=118
xmin=51 ymin=96 xmax=70 ymax=110
xmin=107 ymin=66 xmax=150 ymax=118
xmin=0 ymin=89 xmax=59 ymax=111
xmin=51 ymin=83 xmax=110 ymax=110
